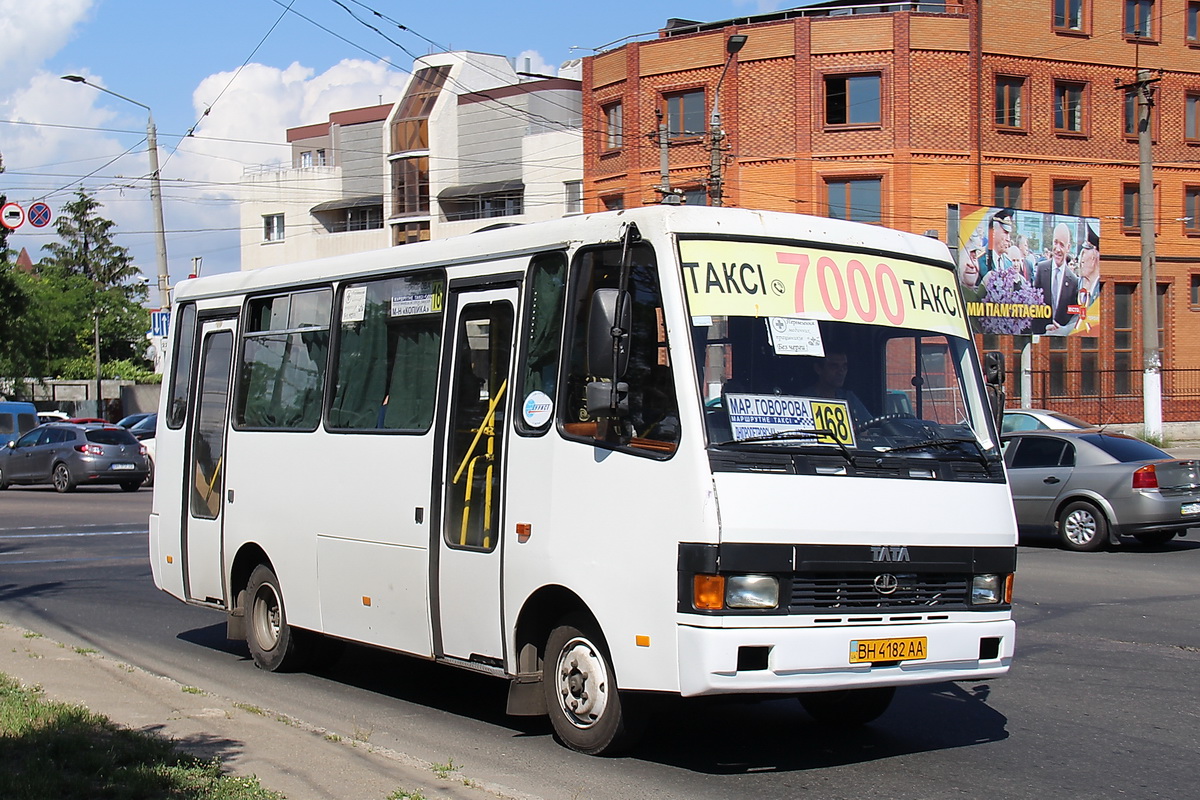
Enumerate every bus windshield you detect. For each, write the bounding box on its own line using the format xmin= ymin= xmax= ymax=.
xmin=679 ymin=238 xmax=999 ymax=462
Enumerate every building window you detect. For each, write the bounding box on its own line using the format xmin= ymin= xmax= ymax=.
xmin=391 ymin=65 xmax=451 ymax=153
xmin=391 ymin=156 xmax=429 ymax=217
xmin=300 ymin=151 xmax=313 ymax=168
xmin=1054 ymin=81 xmax=1087 ymax=133
xmin=1125 ymin=0 xmax=1155 ymax=39
xmin=393 ymin=221 xmax=430 ymax=246
xmin=316 ymin=149 xmax=327 ymax=166
xmin=825 ymin=73 xmax=881 ymax=126
xmin=564 ymin=181 xmax=583 ymax=214
xmin=995 ymin=76 xmax=1026 ymax=129
xmin=1189 ymin=2 xmax=1200 ymax=42
xmin=442 ymin=191 xmax=524 ymax=222
xmin=1048 ymin=336 xmax=1068 ymax=397
xmin=1053 ymin=180 xmax=1086 ymax=215
xmin=826 ymin=177 xmax=882 ymax=223
xmin=346 ymin=206 xmax=383 ymax=232
xmin=1054 ymin=0 xmax=1085 ymax=31
xmin=263 ymin=214 xmax=284 ymax=242
xmin=1123 ymin=183 xmax=1149 ymax=231
xmin=994 ymin=177 xmax=1025 ymax=209
xmin=1185 ymin=187 xmax=1200 ymax=234
xmin=1190 ymin=274 xmax=1200 ymax=307
xmin=1114 ymin=283 xmax=1135 ymax=394
xmin=1187 ymin=94 xmax=1200 ymax=141
xmin=602 ymin=195 xmax=625 ymax=211
xmin=1080 ymin=335 xmax=1099 ymax=396
xmin=603 ymin=102 xmax=623 ymax=149
xmin=665 ymin=90 xmax=705 ymax=138
xmin=683 ymin=188 xmax=708 ymax=207
xmin=1124 ymin=90 xmax=1138 ymax=137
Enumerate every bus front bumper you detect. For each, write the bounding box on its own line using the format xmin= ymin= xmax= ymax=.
xmin=676 ymin=618 xmax=1014 ymax=697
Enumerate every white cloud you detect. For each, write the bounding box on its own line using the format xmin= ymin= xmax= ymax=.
xmin=0 ymin=0 xmax=94 ymax=78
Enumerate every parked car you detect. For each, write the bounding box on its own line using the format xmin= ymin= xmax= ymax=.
xmin=117 ymin=412 xmax=154 ymax=429
xmin=1001 ymin=408 xmax=1095 ymax=434
xmin=1002 ymin=429 xmax=1200 ymax=551
xmin=68 ymin=417 xmax=108 ymax=424
xmin=127 ymin=412 xmax=157 ymax=441
xmin=37 ymin=410 xmax=70 ymax=424
xmin=0 ymin=422 xmax=150 ymax=493
xmin=0 ymin=401 xmax=38 ymax=440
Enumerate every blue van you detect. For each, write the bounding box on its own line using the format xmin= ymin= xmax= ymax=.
xmin=0 ymin=402 xmax=39 ymax=443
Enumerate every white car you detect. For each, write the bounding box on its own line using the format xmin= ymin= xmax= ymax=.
xmin=1001 ymin=408 xmax=1094 ymax=435
xmin=37 ymin=411 xmax=70 ymax=425
xmin=142 ymin=437 xmax=156 ymax=487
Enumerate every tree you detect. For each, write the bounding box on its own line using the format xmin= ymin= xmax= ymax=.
xmin=0 ymin=190 xmax=151 ymax=385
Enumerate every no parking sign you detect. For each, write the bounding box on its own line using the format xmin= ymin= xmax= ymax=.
xmin=28 ymin=202 xmax=51 ymax=228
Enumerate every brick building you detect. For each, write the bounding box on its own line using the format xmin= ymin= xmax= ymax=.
xmin=582 ymin=0 xmax=1200 ymax=425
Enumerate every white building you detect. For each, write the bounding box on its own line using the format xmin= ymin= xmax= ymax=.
xmin=240 ymin=52 xmax=582 ymax=270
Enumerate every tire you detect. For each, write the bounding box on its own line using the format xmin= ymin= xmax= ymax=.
xmin=143 ymin=459 xmax=154 ymax=488
xmin=1058 ymin=500 xmax=1108 ymax=552
xmin=799 ymin=686 xmax=896 ymax=727
xmin=245 ymin=564 xmax=304 ymax=672
xmin=52 ymin=463 xmax=76 ymax=493
xmin=0 ymin=466 xmax=8 ymax=490
xmin=1134 ymin=531 xmax=1175 ymax=546
xmin=543 ymin=616 xmax=641 ymax=755
xmin=119 ymin=480 xmax=141 ymax=492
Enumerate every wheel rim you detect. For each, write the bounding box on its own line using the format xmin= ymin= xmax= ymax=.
xmin=250 ymin=583 xmax=282 ymax=652
xmin=1063 ymin=508 xmax=1097 ymax=546
xmin=553 ymin=636 xmax=611 ymax=729
xmin=53 ymin=466 xmax=68 ymax=490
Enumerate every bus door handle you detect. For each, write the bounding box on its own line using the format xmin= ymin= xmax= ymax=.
xmin=227 ymin=489 xmax=235 ymax=503
xmin=1043 ymin=476 xmax=1060 ymax=485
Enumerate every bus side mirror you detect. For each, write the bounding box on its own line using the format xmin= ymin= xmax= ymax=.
xmin=983 ymin=352 xmax=1005 ymax=430
xmin=984 ymin=352 xmax=1005 ymax=385
xmin=586 ymin=288 xmax=631 ymax=378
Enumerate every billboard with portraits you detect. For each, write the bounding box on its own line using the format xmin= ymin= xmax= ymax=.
xmin=957 ymin=204 xmax=1101 ymax=337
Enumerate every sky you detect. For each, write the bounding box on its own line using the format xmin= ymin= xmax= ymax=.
xmin=0 ymin=0 xmax=794 ymax=296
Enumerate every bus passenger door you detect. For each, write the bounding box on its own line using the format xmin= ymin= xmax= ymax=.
xmin=184 ymin=319 xmax=235 ymax=605
xmin=435 ymin=287 xmax=517 ymax=665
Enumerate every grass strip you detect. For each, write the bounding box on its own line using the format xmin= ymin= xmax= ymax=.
xmin=0 ymin=672 xmax=283 ymax=800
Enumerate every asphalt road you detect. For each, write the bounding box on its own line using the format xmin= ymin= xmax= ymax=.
xmin=2 ymin=484 xmax=1198 ymax=799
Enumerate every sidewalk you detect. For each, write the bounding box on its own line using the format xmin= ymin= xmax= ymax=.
xmin=0 ymin=622 xmax=524 ymax=800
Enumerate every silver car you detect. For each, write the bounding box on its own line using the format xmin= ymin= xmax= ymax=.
xmin=1002 ymin=430 xmax=1200 ymax=551
xmin=0 ymin=422 xmax=150 ymax=493
xmin=1001 ymin=408 xmax=1094 ymax=434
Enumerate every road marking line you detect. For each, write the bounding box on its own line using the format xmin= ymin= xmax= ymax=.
xmin=0 ymin=529 xmax=145 ymax=540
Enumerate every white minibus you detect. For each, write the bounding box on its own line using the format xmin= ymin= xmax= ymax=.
xmin=150 ymin=206 xmax=1016 ymax=754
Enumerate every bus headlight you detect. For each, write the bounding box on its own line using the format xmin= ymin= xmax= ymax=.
xmin=971 ymin=573 xmax=1011 ymax=605
xmin=725 ymin=575 xmax=780 ymax=609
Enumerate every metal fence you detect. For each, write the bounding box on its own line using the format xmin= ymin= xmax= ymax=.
xmin=1019 ymin=368 xmax=1200 ymax=424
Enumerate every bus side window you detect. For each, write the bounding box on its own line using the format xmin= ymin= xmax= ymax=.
xmin=560 ymin=244 xmax=680 ymax=455
xmin=166 ymin=304 xmax=197 ymax=429
xmin=235 ymin=289 xmax=331 ymax=431
xmin=516 ymin=252 xmax=567 ymax=435
xmin=328 ymin=272 xmax=444 ymax=432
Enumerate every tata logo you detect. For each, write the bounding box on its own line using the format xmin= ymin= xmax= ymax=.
xmin=873 ymin=573 xmax=900 ymax=595
xmin=871 ymin=546 xmax=911 ymax=562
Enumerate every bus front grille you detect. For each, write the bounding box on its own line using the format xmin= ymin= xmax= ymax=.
xmin=789 ymin=573 xmax=969 ymax=611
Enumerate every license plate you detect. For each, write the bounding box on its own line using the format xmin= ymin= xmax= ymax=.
xmin=111 ymin=463 xmax=136 ymax=471
xmin=1183 ymin=502 xmax=1200 ymax=516
xmin=850 ymin=637 xmax=928 ymax=664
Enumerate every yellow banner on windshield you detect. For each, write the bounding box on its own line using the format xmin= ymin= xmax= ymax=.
xmin=679 ymin=240 xmax=967 ymax=338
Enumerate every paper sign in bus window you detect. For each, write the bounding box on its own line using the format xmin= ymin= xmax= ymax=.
xmin=725 ymin=393 xmax=856 ymax=447
xmin=767 ymin=317 xmax=824 ymax=356
xmin=342 ymin=287 xmax=367 ymax=324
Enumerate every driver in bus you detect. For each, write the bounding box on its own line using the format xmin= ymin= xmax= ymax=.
xmin=805 ymin=350 xmax=871 ymax=427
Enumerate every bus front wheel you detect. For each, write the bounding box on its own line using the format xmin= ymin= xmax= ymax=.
xmin=246 ymin=564 xmax=302 ymax=672
xmin=543 ymin=617 xmax=640 ymax=755
xmin=799 ymin=686 xmax=896 ymax=727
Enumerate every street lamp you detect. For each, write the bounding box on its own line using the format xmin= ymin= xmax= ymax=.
xmin=61 ymin=75 xmax=170 ymax=312
xmin=708 ymin=34 xmax=748 ymax=207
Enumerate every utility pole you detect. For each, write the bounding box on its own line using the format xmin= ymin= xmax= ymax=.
xmin=708 ymin=34 xmax=747 ymax=207
xmin=1117 ymin=67 xmax=1163 ymax=438
xmin=654 ymin=109 xmax=679 ymax=205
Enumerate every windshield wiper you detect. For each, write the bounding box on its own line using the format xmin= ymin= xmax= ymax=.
xmin=715 ymin=428 xmax=856 ymax=465
xmin=880 ymin=436 xmax=990 ymax=467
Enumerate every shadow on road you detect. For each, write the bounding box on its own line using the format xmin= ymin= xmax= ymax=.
xmin=177 ymin=622 xmax=1009 ymax=774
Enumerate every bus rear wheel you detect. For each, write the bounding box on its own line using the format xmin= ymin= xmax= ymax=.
xmin=246 ymin=564 xmax=303 ymax=672
xmin=799 ymin=686 xmax=896 ymax=727
xmin=543 ymin=617 xmax=640 ymax=755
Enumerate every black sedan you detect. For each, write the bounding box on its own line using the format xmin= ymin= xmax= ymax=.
xmin=1002 ymin=430 xmax=1200 ymax=551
